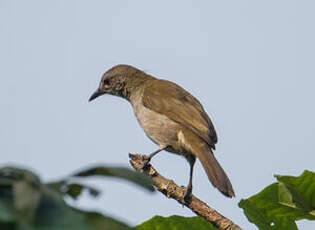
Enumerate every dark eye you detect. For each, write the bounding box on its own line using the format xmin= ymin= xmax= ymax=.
xmin=103 ymin=79 xmax=110 ymax=86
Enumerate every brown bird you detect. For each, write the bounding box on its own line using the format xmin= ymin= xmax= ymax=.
xmin=89 ymin=64 xmax=235 ymax=200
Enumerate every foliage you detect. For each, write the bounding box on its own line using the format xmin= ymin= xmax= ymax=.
xmin=239 ymin=170 xmax=315 ymax=230
xmin=71 ymin=166 xmax=154 ymax=192
xmin=1 ymin=164 xmax=314 ymax=230
xmin=0 ymin=166 xmax=154 ymax=230
xmin=136 ymin=215 xmax=218 ymax=230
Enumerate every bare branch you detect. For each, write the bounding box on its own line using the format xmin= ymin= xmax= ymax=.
xmin=129 ymin=154 xmax=242 ymax=230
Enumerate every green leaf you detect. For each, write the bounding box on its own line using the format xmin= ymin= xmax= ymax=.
xmin=82 ymin=211 xmax=133 ymax=230
xmin=31 ymin=188 xmax=133 ymax=230
xmin=73 ymin=166 xmax=155 ymax=192
xmin=239 ymin=170 xmax=315 ymax=230
xmin=65 ymin=183 xmax=100 ymax=199
xmin=0 ymin=166 xmax=134 ymax=230
xmin=0 ymin=167 xmax=42 ymax=225
xmin=47 ymin=181 xmax=100 ymax=200
xmin=13 ymin=179 xmax=41 ymax=223
xmin=276 ymin=170 xmax=315 ymax=214
xmin=136 ymin=215 xmax=218 ymax=230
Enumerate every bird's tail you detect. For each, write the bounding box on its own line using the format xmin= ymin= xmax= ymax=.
xmin=197 ymin=145 xmax=235 ymax=197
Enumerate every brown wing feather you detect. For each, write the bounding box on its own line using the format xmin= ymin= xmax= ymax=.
xmin=142 ymin=79 xmax=217 ymax=149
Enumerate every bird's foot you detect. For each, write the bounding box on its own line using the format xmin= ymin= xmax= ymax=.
xmin=183 ymin=186 xmax=192 ymax=203
xmin=141 ymin=155 xmax=151 ymax=169
xmin=129 ymin=153 xmax=151 ymax=170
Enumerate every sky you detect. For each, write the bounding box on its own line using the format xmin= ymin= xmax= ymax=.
xmin=1 ymin=0 xmax=314 ymax=229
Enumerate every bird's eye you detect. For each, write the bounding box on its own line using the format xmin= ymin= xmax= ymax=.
xmin=103 ymin=79 xmax=110 ymax=86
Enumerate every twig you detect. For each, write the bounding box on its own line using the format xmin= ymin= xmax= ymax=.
xmin=129 ymin=153 xmax=242 ymax=230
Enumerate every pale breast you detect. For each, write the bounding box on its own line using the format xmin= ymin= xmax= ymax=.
xmin=130 ymin=90 xmax=180 ymax=149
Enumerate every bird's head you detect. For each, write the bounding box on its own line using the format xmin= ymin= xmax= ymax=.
xmin=89 ymin=64 xmax=149 ymax=102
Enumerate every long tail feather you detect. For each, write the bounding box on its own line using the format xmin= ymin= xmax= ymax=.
xmin=197 ymin=147 xmax=235 ymax=197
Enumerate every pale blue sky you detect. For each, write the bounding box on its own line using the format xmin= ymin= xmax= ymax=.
xmin=1 ymin=0 xmax=314 ymax=229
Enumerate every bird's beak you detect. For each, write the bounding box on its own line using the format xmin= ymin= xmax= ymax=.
xmin=89 ymin=89 xmax=104 ymax=102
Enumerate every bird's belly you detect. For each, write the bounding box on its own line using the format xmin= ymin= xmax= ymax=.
xmin=133 ymin=103 xmax=179 ymax=149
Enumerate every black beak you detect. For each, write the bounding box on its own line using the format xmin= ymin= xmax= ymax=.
xmin=89 ymin=89 xmax=104 ymax=102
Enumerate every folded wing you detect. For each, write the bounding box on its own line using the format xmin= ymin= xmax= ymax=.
xmin=142 ymin=79 xmax=217 ymax=149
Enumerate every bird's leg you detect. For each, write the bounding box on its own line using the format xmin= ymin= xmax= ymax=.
xmin=184 ymin=156 xmax=196 ymax=203
xmin=143 ymin=146 xmax=167 ymax=166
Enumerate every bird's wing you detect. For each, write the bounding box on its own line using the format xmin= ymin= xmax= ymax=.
xmin=142 ymin=79 xmax=217 ymax=149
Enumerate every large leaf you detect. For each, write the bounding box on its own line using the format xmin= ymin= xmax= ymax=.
xmin=0 ymin=166 xmax=133 ymax=230
xmin=239 ymin=170 xmax=315 ymax=230
xmin=72 ymin=166 xmax=154 ymax=192
xmin=0 ymin=167 xmax=41 ymax=224
xmin=136 ymin=215 xmax=218 ymax=230
xmin=276 ymin=171 xmax=315 ymax=214
xmin=82 ymin=211 xmax=133 ymax=230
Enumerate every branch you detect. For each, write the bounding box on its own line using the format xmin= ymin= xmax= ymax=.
xmin=129 ymin=154 xmax=242 ymax=230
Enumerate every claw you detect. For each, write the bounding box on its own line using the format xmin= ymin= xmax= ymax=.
xmin=142 ymin=155 xmax=151 ymax=168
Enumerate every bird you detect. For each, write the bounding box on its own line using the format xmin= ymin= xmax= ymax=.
xmin=89 ymin=64 xmax=235 ymax=200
